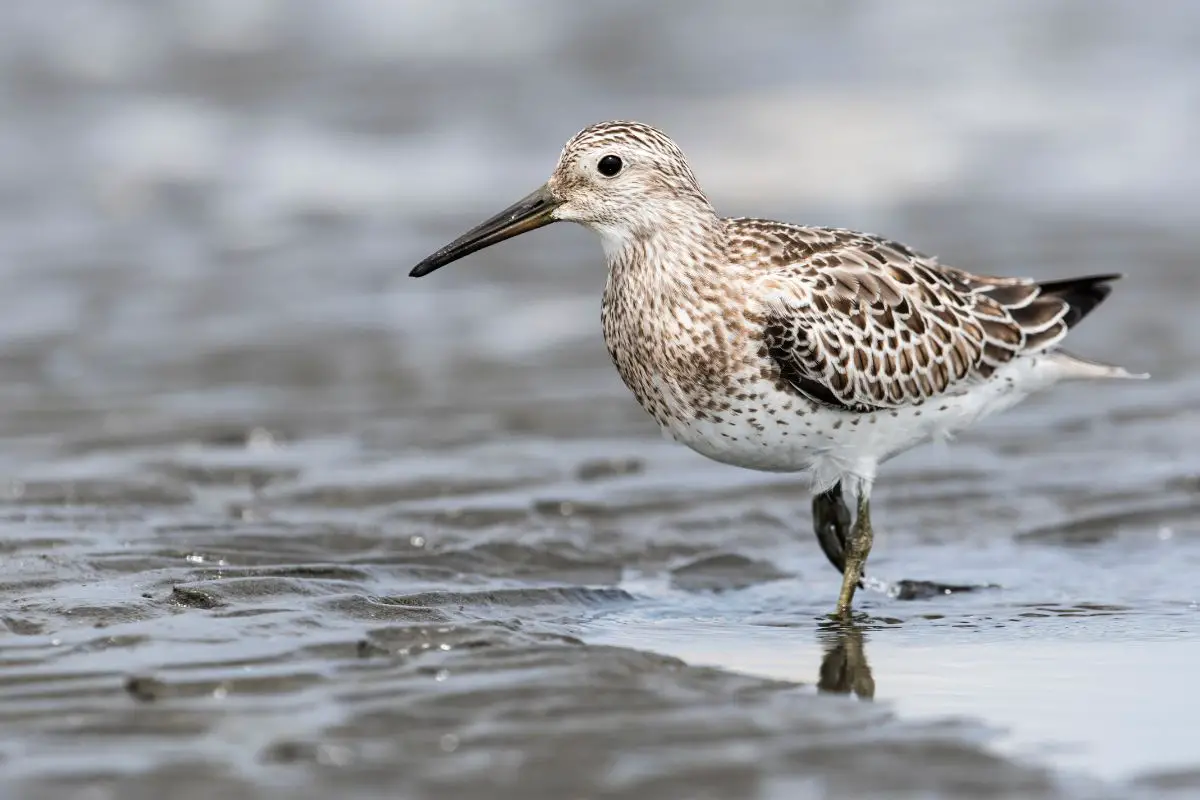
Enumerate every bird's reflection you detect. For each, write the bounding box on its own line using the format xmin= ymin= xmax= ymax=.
xmin=816 ymin=619 xmax=875 ymax=699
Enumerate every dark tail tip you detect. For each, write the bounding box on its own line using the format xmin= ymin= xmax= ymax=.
xmin=1038 ymin=273 xmax=1121 ymax=329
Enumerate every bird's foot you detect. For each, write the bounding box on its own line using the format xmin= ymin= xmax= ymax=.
xmin=814 ymin=481 xmax=997 ymax=612
xmin=813 ymin=486 xmax=854 ymax=574
xmin=890 ymin=578 xmax=1000 ymax=601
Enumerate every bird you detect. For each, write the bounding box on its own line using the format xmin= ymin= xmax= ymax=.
xmin=409 ymin=120 xmax=1145 ymax=616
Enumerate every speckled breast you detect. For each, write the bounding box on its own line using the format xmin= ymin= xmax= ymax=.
xmin=600 ymin=271 xmax=774 ymax=430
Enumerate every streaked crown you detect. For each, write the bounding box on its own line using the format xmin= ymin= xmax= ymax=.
xmin=548 ymin=120 xmax=714 ymax=240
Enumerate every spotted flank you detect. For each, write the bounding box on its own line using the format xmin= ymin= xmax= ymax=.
xmin=410 ymin=119 xmax=1146 ymax=614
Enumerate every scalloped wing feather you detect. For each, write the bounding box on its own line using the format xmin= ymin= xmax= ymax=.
xmin=731 ymin=220 xmax=1115 ymax=412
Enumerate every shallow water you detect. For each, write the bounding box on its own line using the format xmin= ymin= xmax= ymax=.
xmin=2 ymin=2 xmax=1199 ymax=799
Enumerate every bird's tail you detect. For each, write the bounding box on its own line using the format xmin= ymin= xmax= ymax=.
xmin=1037 ymin=273 xmax=1119 ymax=330
xmin=1033 ymin=274 xmax=1147 ymax=381
xmin=1050 ymin=349 xmax=1149 ymax=381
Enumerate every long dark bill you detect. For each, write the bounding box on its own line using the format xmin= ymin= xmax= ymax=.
xmin=409 ymin=185 xmax=561 ymax=278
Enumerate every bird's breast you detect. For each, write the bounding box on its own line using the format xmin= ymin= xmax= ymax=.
xmin=600 ymin=271 xmax=747 ymax=429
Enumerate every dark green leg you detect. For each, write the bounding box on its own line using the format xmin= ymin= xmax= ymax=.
xmin=812 ymin=484 xmax=854 ymax=575
xmin=836 ymin=489 xmax=873 ymax=615
xmin=812 ymin=480 xmax=994 ymax=609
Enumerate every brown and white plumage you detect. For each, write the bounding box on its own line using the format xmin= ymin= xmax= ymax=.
xmin=409 ymin=119 xmax=1145 ymax=613
xmin=738 ymin=220 xmax=1126 ymax=413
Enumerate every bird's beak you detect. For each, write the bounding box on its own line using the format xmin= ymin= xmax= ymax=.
xmin=409 ymin=184 xmax=561 ymax=277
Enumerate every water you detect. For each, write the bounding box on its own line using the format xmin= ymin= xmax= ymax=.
xmin=1 ymin=1 xmax=1199 ymax=798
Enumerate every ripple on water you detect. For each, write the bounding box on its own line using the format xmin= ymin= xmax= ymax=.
xmin=2 ymin=2 xmax=1199 ymax=797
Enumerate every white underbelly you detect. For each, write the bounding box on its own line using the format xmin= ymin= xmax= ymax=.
xmin=655 ymin=356 xmax=1061 ymax=480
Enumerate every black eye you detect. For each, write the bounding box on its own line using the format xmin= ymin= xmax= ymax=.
xmin=597 ymin=154 xmax=623 ymax=176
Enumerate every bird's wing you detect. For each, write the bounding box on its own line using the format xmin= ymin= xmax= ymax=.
xmin=732 ymin=220 xmax=1114 ymax=412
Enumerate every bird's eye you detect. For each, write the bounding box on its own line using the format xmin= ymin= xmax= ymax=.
xmin=597 ymin=155 xmax=623 ymax=176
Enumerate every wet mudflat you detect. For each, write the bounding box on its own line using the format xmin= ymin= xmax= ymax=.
xmin=2 ymin=3 xmax=1199 ymax=799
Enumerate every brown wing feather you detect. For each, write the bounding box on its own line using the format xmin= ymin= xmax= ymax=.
xmin=730 ymin=220 xmax=1119 ymax=412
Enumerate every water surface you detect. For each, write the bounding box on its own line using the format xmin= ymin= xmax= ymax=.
xmin=1 ymin=2 xmax=1198 ymax=798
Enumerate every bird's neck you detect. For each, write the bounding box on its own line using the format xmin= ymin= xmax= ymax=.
xmin=598 ymin=211 xmax=733 ymax=424
xmin=601 ymin=211 xmax=727 ymax=300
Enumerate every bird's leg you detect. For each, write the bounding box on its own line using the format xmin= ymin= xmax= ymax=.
xmin=812 ymin=482 xmax=853 ymax=574
xmin=814 ymin=481 xmax=994 ymax=608
xmin=835 ymin=487 xmax=874 ymax=616
xmin=814 ymin=481 xmax=996 ymax=610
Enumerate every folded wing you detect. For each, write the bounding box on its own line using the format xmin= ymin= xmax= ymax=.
xmin=737 ymin=221 xmax=1118 ymax=412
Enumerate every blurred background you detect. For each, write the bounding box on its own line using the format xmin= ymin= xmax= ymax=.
xmin=1 ymin=2 xmax=1198 ymax=799
xmin=1 ymin=0 xmax=1194 ymax=449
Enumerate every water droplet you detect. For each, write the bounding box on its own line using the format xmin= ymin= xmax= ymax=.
xmin=438 ymin=643 xmax=450 ymax=651
xmin=212 ymin=684 xmax=228 ymax=699
xmin=434 ymin=669 xmax=449 ymax=682
xmin=439 ymin=734 xmax=459 ymax=752
xmin=1157 ymin=526 xmax=1174 ymax=541
xmin=185 ymin=553 xmax=205 ymax=564
xmin=410 ymin=535 xmax=426 ymax=548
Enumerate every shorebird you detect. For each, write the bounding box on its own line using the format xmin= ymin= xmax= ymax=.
xmin=409 ymin=120 xmax=1145 ymax=615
